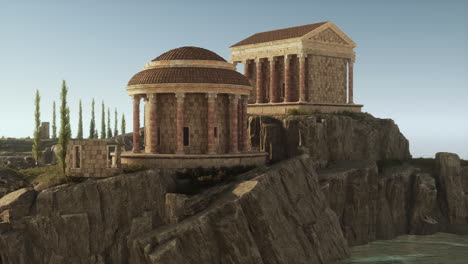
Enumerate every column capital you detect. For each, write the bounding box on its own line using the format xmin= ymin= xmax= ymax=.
xmin=245 ymin=59 xmax=252 ymax=64
xmin=206 ymin=93 xmax=218 ymax=103
xmin=229 ymin=94 xmax=240 ymax=103
xmin=268 ymin=56 xmax=277 ymax=62
xmin=148 ymin=93 xmax=157 ymax=103
xmin=284 ymin=55 xmax=290 ymax=62
xmin=255 ymin=57 xmax=263 ymax=63
xmin=175 ymin=92 xmax=185 ymax=103
xmin=132 ymin=94 xmax=142 ymax=101
xmin=298 ymin=53 xmax=308 ymax=59
xmin=232 ymin=61 xmax=239 ymax=67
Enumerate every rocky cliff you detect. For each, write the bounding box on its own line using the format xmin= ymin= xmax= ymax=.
xmin=0 ymin=156 xmax=349 ymax=264
xmin=1 ymin=113 xmax=467 ymax=264
xmin=249 ymin=113 xmax=411 ymax=167
xmin=318 ymin=152 xmax=468 ymax=246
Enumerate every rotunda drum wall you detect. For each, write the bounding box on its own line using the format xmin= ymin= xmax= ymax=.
xmin=215 ymin=94 xmax=231 ymax=154
xmin=157 ymin=94 xmax=177 ymax=154
xmin=183 ymin=93 xmax=208 ymax=154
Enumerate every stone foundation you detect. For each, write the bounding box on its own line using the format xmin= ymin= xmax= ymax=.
xmin=247 ymin=102 xmax=363 ymax=115
xmin=120 ymin=152 xmax=267 ymax=169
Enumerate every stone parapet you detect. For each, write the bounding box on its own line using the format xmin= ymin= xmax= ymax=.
xmin=247 ymin=102 xmax=363 ymax=115
xmin=120 ymin=152 xmax=268 ymax=169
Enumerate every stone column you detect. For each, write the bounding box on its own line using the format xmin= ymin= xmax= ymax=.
xmin=230 ymin=94 xmax=239 ymax=153
xmin=244 ymin=60 xmax=250 ymax=78
xmin=132 ymin=95 xmax=141 ymax=153
xmin=175 ymin=93 xmax=185 ymax=154
xmin=148 ymin=94 xmax=157 ymax=153
xmin=348 ymin=60 xmax=354 ymax=104
xmin=299 ymin=54 xmax=307 ymax=102
xmin=255 ymin=58 xmax=264 ymax=103
xmin=284 ymin=55 xmax=292 ymax=102
xmin=269 ymin=57 xmax=279 ymax=103
xmin=241 ymin=95 xmax=249 ymax=152
xmin=207 ymin=93 xmax=217 ymax=154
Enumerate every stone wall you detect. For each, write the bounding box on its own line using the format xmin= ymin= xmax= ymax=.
xmin=183 ymin=93 xmax=208 ymax=154
xmin=65 ymin=140 xmax=121 ymax=178
xmin=215 ymin=94 xmax=230 ymax=154
xmin=157 ymin=94 xmax=177 ymax=154
xmin=308 ymin=55 xmax=347 ymax=104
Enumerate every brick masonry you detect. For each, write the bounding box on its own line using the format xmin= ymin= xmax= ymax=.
xmin=66 ymin=140 xmax=122 ymax=178
xmin=157 ymin=94 xmax=177 ymax=154
xmin=308 ymin=55 xmax=347 ymax=104
xmin=183 ymin=93 xmax=208 ymax=154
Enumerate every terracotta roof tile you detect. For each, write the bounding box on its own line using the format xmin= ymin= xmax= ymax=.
xmin=153 ymin=47 xmax=226 ymax=62
xmin=231 ymin=22 xmax=327 ymax=47
xmin=128 ymin=67 xmax=250 ymax=86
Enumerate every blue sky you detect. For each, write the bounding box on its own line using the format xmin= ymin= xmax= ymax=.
xmin=0 ymin=0 xmax=467 ymax=158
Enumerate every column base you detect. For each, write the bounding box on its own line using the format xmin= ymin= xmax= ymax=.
xmin=176 ymin=150 xmax=185 ymax=155
xmin=132 ymin=150 xmax=141 ymax=153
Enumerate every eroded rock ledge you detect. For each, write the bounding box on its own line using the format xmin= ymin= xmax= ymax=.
xmin=0 ymin=155 xmax=349 ymax=264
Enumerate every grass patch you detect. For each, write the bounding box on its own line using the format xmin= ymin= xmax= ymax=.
xmin=175 ymin=165 xmax=256 ymax=195
xmin=18 ymin=165 xmax=70 ymax=188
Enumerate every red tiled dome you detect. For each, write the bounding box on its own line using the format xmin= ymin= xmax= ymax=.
xmin=127 ymin=67 xmax=250 ymax=86
xmin=127 ymin=46 xmax=250 ymax=87
xmin=152 ymin=46 xmax=227 ymax=62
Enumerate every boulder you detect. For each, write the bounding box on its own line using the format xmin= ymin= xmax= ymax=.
xmin=0 ymin=188 xmax=36 ymax=222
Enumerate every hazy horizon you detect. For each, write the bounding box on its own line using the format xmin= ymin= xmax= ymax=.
xmin=0 ymin=0 xmax=467 ymax=159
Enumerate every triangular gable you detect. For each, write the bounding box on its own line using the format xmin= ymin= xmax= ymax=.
xmin=301 ymin=22 xmax=356 ymax=48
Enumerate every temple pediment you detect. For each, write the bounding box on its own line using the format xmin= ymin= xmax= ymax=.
xmin=302 ymin=22 xmax=356 ymax=48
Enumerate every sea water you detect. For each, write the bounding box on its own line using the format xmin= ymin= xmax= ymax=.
xmin=341 ymin=233 xmax=468 ymax=264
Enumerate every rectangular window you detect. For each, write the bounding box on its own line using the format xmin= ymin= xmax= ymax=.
xmin=281 ymin=83 xmax=285 ymax=98
xmin=157 ymin=127 xmax=161 ymax=146
xmin=183 ymin=127 xmax=190 ymax=146
xmin=107 ymin=146 xmax=116 ymax=168
xmin=214 ymin=127 xmax=218 ymax=138
xmin=74 ymin=146 xmax=81 ymax=169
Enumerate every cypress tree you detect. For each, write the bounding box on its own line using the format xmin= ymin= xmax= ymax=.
xmin=89 ymin=99 xmax=96 ymax=139
xmin=77 ymin=100 xmax=83 ymax=139
xmin=32 ymin=90 xmax=42 ymax=165
xmin=58 ymin=80 xmax=71 ymax=174
xmin=52 ymin=101 xmax=57 ymax=139
xmin=114 ymin=109 xmax=118 ymax=137
xmin=121 ymin=114 xmax=126 ymax=135
xmin=100 ymin=102 xmax=106 ymax=139
xmin=107 ymin=108 xmax=112 ymax=138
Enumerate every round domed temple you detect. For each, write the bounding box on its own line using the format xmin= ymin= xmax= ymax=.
xmin=121 ymin=46 xmax=267 ymax=168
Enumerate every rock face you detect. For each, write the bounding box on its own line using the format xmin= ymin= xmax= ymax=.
xmin=318 ymin=153 xmax=468 ymax=246
xmin=0 ymin=155 xmax=350 ymax=264
xmin=249 ymin=113 xmax=411 ymax=167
